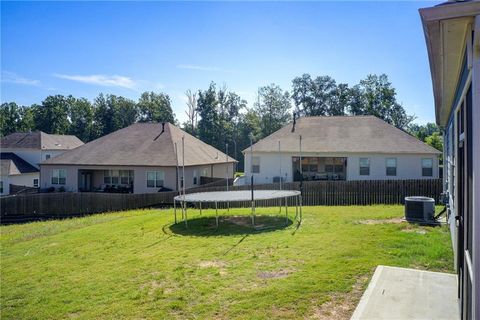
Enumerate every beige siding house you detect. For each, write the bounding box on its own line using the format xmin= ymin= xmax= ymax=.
xmin=0 ymin=131 xmax=84 ymax=195
xmin=40 ymin=123 xmax=236 ymax=193
xmin=244 ymin=116 xmax=441 ymax=184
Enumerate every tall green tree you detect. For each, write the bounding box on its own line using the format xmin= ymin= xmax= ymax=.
xmin=425 ymin=131 xmax=443 ymax=151
xmin=197 ymin=83 xmax=220 ymax=148
xmin=195 ymin=83 xmax=247 ymax=159
xmin=137 ymin=91 xmax=175 ymax=124
xmin=330 ymin=83 xmax=350 ymax=116
xmin=112 ymin=95 xmax=138 ymax=130
xmin=292 ymin=74 xmax=347 ymax=116
xmin=349 ymin=74 xmax=415 ymax=130
xmin=218 ymin=89 xmax=246 ymax=142
xmin=93 ymin=94 xmax=115 ymax=138
xmin=254 ymin=84 xmax=291 ymax=137
xmin=34 ymin=95 xmax=72 ymax=134
xmin=235 ymin=109 xmax=262 ymax=171
xmin=92 ymin=94 xmax=137 ymax=138
xmin=292 ymin=74 xmax=315 ymax=116
xmin=0 ymin=102 xmax=35 ymax=136
xmin=408 ymin=122 xmax=440 ymax=141
xmin=68 ymin=98 xmax=94 ymax=142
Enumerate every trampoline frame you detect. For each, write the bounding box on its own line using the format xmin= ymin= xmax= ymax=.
xmin=173 ymin=190 xmax=303 ymax=228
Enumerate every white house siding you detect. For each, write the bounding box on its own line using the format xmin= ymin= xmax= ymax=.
xmin=244 ymin=151 xmax=439 ymax=184
xmin=9 ymin=172 xmax=39 ymax=188
xmin=1 ymin=148 xmax=69 ymax=168
xmin=346 ymin=154 xmax=439 ymax=180
xmin=40 ymin=163 xmax=235 ymax=194
xmin=244 ymin=152 xmax=294 ymax=184
xmin=211 ymin=163 xmax=233 ymax=180
xmin=1 ymin=173 xmax=39 ymax=195
xmin=0 ymin=176 xmax=10 ymax=195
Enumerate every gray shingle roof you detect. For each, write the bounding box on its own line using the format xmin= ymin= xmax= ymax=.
xmin=42 ymin=122 xmax=237 ymax=167
xmin=245 ymin=116 xmax=441 ymax=154
xmin=0 ymin=152 xmax=39 ymax=175
xmin=0 ymin=131 xmax=84 ymax=150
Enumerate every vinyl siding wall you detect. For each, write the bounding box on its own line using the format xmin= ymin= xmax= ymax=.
xmin=0 ymin=173 xmax=39 ymax=195
xmin=40 ymin=163 xmax=234 ymax=194
xmin=1 ymin=148 xmax=69 ymax=168
xmin=244 ymin=151 xmax=439 ymax=184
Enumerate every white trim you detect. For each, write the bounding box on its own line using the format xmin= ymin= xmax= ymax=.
xmin=470 ymin=15 xmax=480 ymax=320
xmin=465 ymin=250 xmax=474 ymax=285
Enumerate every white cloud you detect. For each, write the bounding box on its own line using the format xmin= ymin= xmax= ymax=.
xmin=53 ymin=73 xmax=137 ymax=90
xmin=1 ymin=71 xmax=41 ymax=86
xmin=176 ymin=64 xmax=235 ymax=73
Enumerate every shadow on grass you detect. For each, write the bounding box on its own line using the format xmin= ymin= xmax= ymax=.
xmin=169 ymin=215 xmax=294 ymax=236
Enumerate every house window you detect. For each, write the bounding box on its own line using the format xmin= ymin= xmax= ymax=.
xmin=147 ymin=171 xmax=164 ymax=188
xmin=103 ymin=170 xmax=111 ymax=184
xmin=33 ymin=179 xmax=39 ymax=187
xmin=52 ymin=169 xmax=66 ymax=185
xmin=45 ymin=154 xmax=51 ymax=160
xmin=251 ymin=157 xmax=260 ymax=174
xmin=111 ymin=170 xmax=119 ymax=184
xmin=386 ymin=158 xmax=397 ymax=176
xmin=193 ymin=170 xmax=198 ymax=185
xmin=359 ymin=158 xmax=370 ymax=176
xmin=422 ymin=158 xmax=433 ymax=177
xmin=120 ymin=170 xmax=134 ymax=185
xmin=104 ymin=170 xmax=133 ymax=185
xmin=202 ymin=168 xmax=209 ymax=177
xmin=0 ymin=181 xmax=3 ymax=193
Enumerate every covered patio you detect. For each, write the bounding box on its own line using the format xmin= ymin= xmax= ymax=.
xmin=292 ymin=156 xmax=347 ymax=181
xmin=78 ymin=169 xmax=134 ymax=193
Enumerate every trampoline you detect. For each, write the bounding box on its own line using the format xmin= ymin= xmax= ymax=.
xmin=174 ymin=190 xmax=302 ymax=228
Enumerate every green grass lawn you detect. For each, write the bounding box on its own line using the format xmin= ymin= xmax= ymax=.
xmin=1 ymin=205 xmax=453 ymax=319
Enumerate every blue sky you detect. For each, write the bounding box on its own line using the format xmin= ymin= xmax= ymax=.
xmin=1 ymin=1 xmax=438 ymax=124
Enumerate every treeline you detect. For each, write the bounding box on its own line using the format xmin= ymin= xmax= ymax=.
xmin=0 ymin=92 xmax=175 ymax=143
xmin=1 ymin=73 xmax=440 ymax=170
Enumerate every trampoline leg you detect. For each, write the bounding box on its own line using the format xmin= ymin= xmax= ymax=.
xmin=285 ymin=197 xmax=288 ymax=225
xmin=215 ymin=201 xmax=219 ymax=227
xmin=174 ymin=200 xmax=177 ymax=224
xmin=251 ymin=200 xmax=255 ymax=227
xmin=181 ymin=201 xmax=184 ymax=220
xmin=299 ymin=195 xmax=303 ymax=221
xmin=295 ymin=196 xmax=298 ymax=222
xmin=199 ymin=202 xmax=202 ymax=215
xmin=279 ymin=198 xmax=282 ymax=214
xmin=183 ymin=202 xmax=188 ymax=229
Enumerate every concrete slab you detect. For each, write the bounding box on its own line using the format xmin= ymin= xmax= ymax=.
xmin=351 ymin=265 xmax=459 ymax=320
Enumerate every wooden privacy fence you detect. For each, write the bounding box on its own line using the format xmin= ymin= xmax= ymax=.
xmin=1 ymin=179 xmax=442 ymax=222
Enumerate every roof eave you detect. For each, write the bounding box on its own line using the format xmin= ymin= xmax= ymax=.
xmin=419 ymin=1 xmax=480 ymax=127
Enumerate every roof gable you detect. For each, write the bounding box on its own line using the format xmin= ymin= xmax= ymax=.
xmin=0 ymin=131 xmax=83 ymax=150
xmin=42 ymin=123 xmax=236 ymax=167
xmin=245 ymin=116 xmax=441 ymax=155
xmin=0 ymin=152 xmax=39 ymax=175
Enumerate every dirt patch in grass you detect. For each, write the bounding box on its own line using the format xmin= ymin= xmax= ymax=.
xmin=198 ymin=260 xmax=228 ymax=268
xmin=357 ymin=218 xmax=404 ymax=225
xmin=257 ymin=268 xmax=295 ymax=279
xmin=198 ymin=260 xmax=228 ymax=275
xmin=401 ymin=228 xmax=427 ymax=234
xmin=310 ymin=274 xmax=370 ymax=320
